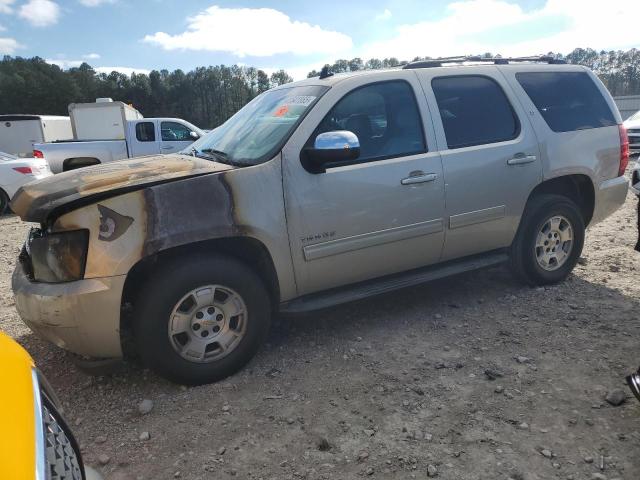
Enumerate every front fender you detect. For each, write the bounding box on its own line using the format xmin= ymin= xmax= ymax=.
xmin=53 ymin=172 xmax=237 ymax=279
xmin=52 ymin=159 xmax=297 ymax=301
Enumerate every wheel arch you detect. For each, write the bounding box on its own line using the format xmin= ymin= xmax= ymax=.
xmin=525 ymin=174 xmax=595 ymax=227
xmin=119 ymin=236 xmax=280 ymax=356
xmin=62 ymin=157 xmax=101 ymax=172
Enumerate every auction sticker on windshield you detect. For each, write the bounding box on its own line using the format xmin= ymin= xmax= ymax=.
xmin=282 ymin=95 xmax=316 ymax=106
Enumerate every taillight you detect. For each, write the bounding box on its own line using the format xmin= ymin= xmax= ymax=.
xmin=619 ymin=124 xmax=630 ymax=177
xmin=33 ymin=149 xmax=44 ymax=158
xmin=13 ymin=166 xmax=34 ymax=175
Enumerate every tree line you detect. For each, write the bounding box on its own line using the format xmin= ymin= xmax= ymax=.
xmin=0 ymin=56 xmax=293 ymax=129
xmin=309 ymin=48 xmax=640 ymax=98
xmin=0 ymin=48 xmax=638 ymax=130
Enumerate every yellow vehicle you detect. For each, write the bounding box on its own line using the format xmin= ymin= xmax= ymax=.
xmin=0 ymin=331 xmax=100 ymax=480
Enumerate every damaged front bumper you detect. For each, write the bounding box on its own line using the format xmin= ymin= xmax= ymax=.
xmin=12 ymin=264 xmax=125 ymax=359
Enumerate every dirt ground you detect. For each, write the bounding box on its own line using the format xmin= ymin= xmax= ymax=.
xmin=1 ymin=188 xmax=640 ymax=480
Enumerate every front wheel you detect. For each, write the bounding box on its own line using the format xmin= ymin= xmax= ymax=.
xmin=133 ymin=255 xmax=271 ymax=385
xmin=509 ymin=194 xmax=585 ymax=286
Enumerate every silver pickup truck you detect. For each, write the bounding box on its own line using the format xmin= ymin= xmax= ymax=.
xmin=11 ymin=57 xmax=629 ymax=385
xmin=34 ymin=118 xmax=204 ymax=173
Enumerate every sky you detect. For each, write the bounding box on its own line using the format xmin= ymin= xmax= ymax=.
xmin=0 ymin=0 xmax=638 ymax=80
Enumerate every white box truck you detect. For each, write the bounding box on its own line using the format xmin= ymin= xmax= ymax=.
xmin=0 ymin=115 xmax=72 ymax=157
xmin=69 ymin=98 xmax=144 ymax=140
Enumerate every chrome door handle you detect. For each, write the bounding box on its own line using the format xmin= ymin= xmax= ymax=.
xmin=401 ymin=172 xmax=438 ymax=185
xmin=161 ymin=146 xmax=173 ymax=150
xmin=507 ymin=154 xmax=536 ymax=165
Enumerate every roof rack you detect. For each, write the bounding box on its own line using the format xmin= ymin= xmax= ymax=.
xmin=402 ymin=55 xmax=566 ymax=69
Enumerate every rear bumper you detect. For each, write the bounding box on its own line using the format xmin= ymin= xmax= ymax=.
xmin=12 ymin=266 xmax=125 ymax=358
xmin=591 ymin=175 xmax=629 ymax=225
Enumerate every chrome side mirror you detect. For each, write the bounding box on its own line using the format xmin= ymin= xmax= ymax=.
xmin=302 ymin=130 xmax=361 ymax=173
xmin=189 ymin=131 xmax=200 ymax=140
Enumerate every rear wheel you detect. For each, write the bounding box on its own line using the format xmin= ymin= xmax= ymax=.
xmin=0 ymin=189 xmax=9 ymax=215
xmin=509 ymin=194 xmax=585 ymax=285
xmin=133 ymin=254 xmax=271 ymax=385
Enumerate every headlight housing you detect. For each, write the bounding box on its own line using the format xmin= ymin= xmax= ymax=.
xmin=29 ymin=230 xmax=89 ymax=283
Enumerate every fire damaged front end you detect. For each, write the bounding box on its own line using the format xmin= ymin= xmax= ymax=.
xmin=10 ymin=154 xmax=292 ymax=360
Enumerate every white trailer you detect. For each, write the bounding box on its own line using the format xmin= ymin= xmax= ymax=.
xmin=0 ymin=115 xmax=72 ymax=157
xmin=69 ymin=98 xmax=144 ymax=141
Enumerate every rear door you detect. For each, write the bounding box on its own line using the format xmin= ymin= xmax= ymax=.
xmin=129 ymin=120 xmax=160 ymax=157
xmin=159 ymin=121 xmax=197 ymax=154
xmin=415 ymin=67 xmax=542 ymax=261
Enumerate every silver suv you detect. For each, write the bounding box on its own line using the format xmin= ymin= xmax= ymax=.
xmin=11 ymin=57 xmax=629 ymax=385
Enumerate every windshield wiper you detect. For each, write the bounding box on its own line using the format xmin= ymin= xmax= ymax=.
xmin=201 ymin=148 xmax=230 ymax=160
xmin=188 ymin=147 xmax=234 ymax=165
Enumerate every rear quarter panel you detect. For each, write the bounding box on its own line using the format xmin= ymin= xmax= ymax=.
xmin=499 ymin=65 xmax=621 ymax=184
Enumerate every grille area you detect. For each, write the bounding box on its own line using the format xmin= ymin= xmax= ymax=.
xmin=43 ymin=402 xmax=83 ymax=480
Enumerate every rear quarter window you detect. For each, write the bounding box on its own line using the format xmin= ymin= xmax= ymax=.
xmin=516 ymin=72 xmax=616 ymax=133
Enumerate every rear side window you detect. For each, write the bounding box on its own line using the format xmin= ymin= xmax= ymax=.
xmin=516 ymin=72 xmax=616 ymax=132
xmin=136 ymin=122 xmax=155 ymax=142
xmin=432 ymin=75 xmax=520 ymax=149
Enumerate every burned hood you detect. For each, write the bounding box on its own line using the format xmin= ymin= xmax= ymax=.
xmin=11 ymin=154 xmax=233 ymax=223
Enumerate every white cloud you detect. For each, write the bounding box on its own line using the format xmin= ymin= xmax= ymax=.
xmin=78 ymin=0 xmax=114 ymax=6
xmin=95 ymin=66 xmax=150 ymax=75
xmin=0 ymin=36 xmax=19 ymax=54
xmin=46 ymin=58 xmax=83 ymax=68
xmin=18 ymin=0 xmax=60 ymax=27
xmin=375 ymin=8 xmax=392 ymax=21
xmin=83 ymin=52 xmax=100 ymax=59
xmin=361 ymin=0 xmax=640 ymax=60
xmin=0 ymin=0 xmax=15 ymax=14
xmin=143 ymin=5 xmax=352 ymax=57
xmin=45 ymin=59 xmax=149 ymax=75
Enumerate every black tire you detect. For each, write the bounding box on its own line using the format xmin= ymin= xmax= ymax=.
xmin=0 ymin=189 xmax=9 ymax=215
xmin=133 ymin=254 xmax=271 ymax=385
xmin=509 ymin=194 xmax=585 ymax=286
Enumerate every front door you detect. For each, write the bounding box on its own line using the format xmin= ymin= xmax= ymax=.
xmin=416 ymin=68 xmax=542 ymax=261
xmin=283 ymin=73 xmax=446 ymax=295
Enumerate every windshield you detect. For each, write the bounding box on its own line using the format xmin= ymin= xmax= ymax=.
xmin=185 ymin=85 xmax=329 ymax=166
xmin=629 ymin=110 xmax=640 ymax=122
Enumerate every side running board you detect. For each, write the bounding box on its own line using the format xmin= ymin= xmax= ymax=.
xmin=279 ymin=250 xmax=508 ymax=314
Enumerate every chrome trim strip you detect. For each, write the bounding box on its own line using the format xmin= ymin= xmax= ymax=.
xmin=449 ymin=205 xmax=506 ymax=230
xmin=32 ymin=368 xmax=46 ymax=480
xmin=303 ymin=219 xmax=444 ymax=261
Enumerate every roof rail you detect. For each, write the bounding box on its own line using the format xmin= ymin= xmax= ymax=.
xmin=402 ymin=55 xmax=566 ymax=69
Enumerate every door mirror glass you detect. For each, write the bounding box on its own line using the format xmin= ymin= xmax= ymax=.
xmin=303 ymin=130 xmax=360 ymax=173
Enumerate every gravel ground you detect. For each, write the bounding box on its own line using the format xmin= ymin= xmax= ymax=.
xmin=1 ymin=189 xmax=640 ymax=480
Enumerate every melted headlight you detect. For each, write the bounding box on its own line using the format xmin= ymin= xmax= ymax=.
xmin=30 ymin=230 xmax=89 ymax=282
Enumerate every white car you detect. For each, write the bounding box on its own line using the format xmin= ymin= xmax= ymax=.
xmin=624 ymin=110 xmax=640 ymax=155
xmin=0 ymin=151 xmax=52 ymax=214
